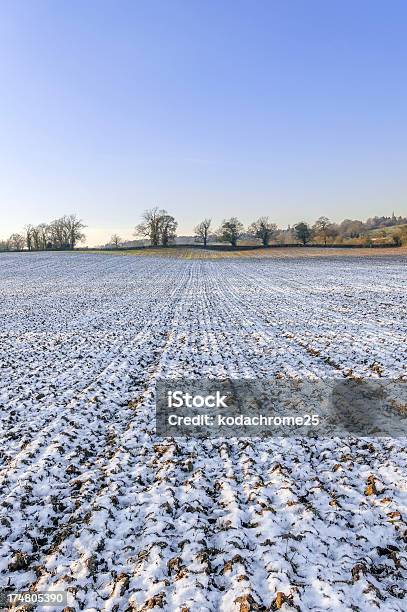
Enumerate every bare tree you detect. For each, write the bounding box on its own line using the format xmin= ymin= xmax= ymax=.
xmin=34 ymin=224 xmax=49 ymax=250
xmin=218 ymin=217 xmax=244 ymax=247
xmin=30 ymin=225 xmax=41 ymax=250
xmin=194 ymin=219 xmax=212 ymax=247
xmin=160 ymin=215 xmax=177 ymax=246
xmin=24 ymin=225 xmax=34 ymax=251
xmin=313 ymin=216 xmax=337 ymax=246
xmin=339 ymin=219 xmax=364 ymax=238
xmin=8 ymin=233 xmax=26 ymax=251
xmin=248 ymin=217 xmax=277 ymax=247
xmin=326 ymin=225 xmax=338 ymax=243
xmin=49 ymin=218 xmax=70 ymax=249
xmin=135 ymin=207 xmax=177 ymax=246
xmin=110 ymin=234 xmax=122 ymax=248
xmin=135 ymin=207 xmax=166 ymax=246
xmin=61 ymin=214 xmax=86 ymax=249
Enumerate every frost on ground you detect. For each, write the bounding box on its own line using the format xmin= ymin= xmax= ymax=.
xmin=0 ymin=252 xmax=406 ymax=612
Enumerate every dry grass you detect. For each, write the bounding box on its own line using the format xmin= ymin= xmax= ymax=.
xmin=76 ymin=246 xmax=407 ymax=260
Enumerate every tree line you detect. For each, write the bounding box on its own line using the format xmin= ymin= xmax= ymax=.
xmin=107 ymin=208 xmax=406 ymax=249
xmin=198 ymin=214 xmax=407 ymax=247
xmin=0 ymin=215 xmax=86 ymax=251
xmin=1 ymin=209 xmax=406 ymax=251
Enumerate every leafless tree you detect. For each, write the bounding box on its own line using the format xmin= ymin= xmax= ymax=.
xmin=135 ymin=207 xmax=177 ymax=246
xmin=24 ymin=225 xmax=34 ymax=251
xmin=135 ymin=207 xmax=166 ymax=246
xmin=110 ymin=234 xmax=122 ymax=248
xmin=30 ymin=226 xmax=41 ymax=250
xmin=218 ymin=218 xmax=244 ymax=247
xmin=339 ymin=219 xmax=364 ymax=238
xmin=8 ymin=233 xmax=26 ymax=251
xmin=248 ymin=217 xmax=277 ymax=247
xmin=61 ymin=214 xmax=86 ymax=249
xmin=194 ymin=219 xmax=212 ymax=247
xmin=313 ymin=216 xmax=337 ymax=245
xmin=37 ymin=223 xmax=50 ymax=250
xmin=49 ymin=218 xmax=69 ymax=249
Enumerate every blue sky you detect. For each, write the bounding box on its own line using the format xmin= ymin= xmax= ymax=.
xmin=1 ymin=0 xmax=406 ymax=245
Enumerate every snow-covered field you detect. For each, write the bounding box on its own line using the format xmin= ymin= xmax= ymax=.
xmin=0 ymin=252 xmax=406 ymax=611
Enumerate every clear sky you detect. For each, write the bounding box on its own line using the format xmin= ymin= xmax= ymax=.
xmin=0 ymin=0 xmax=406 ymax=245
